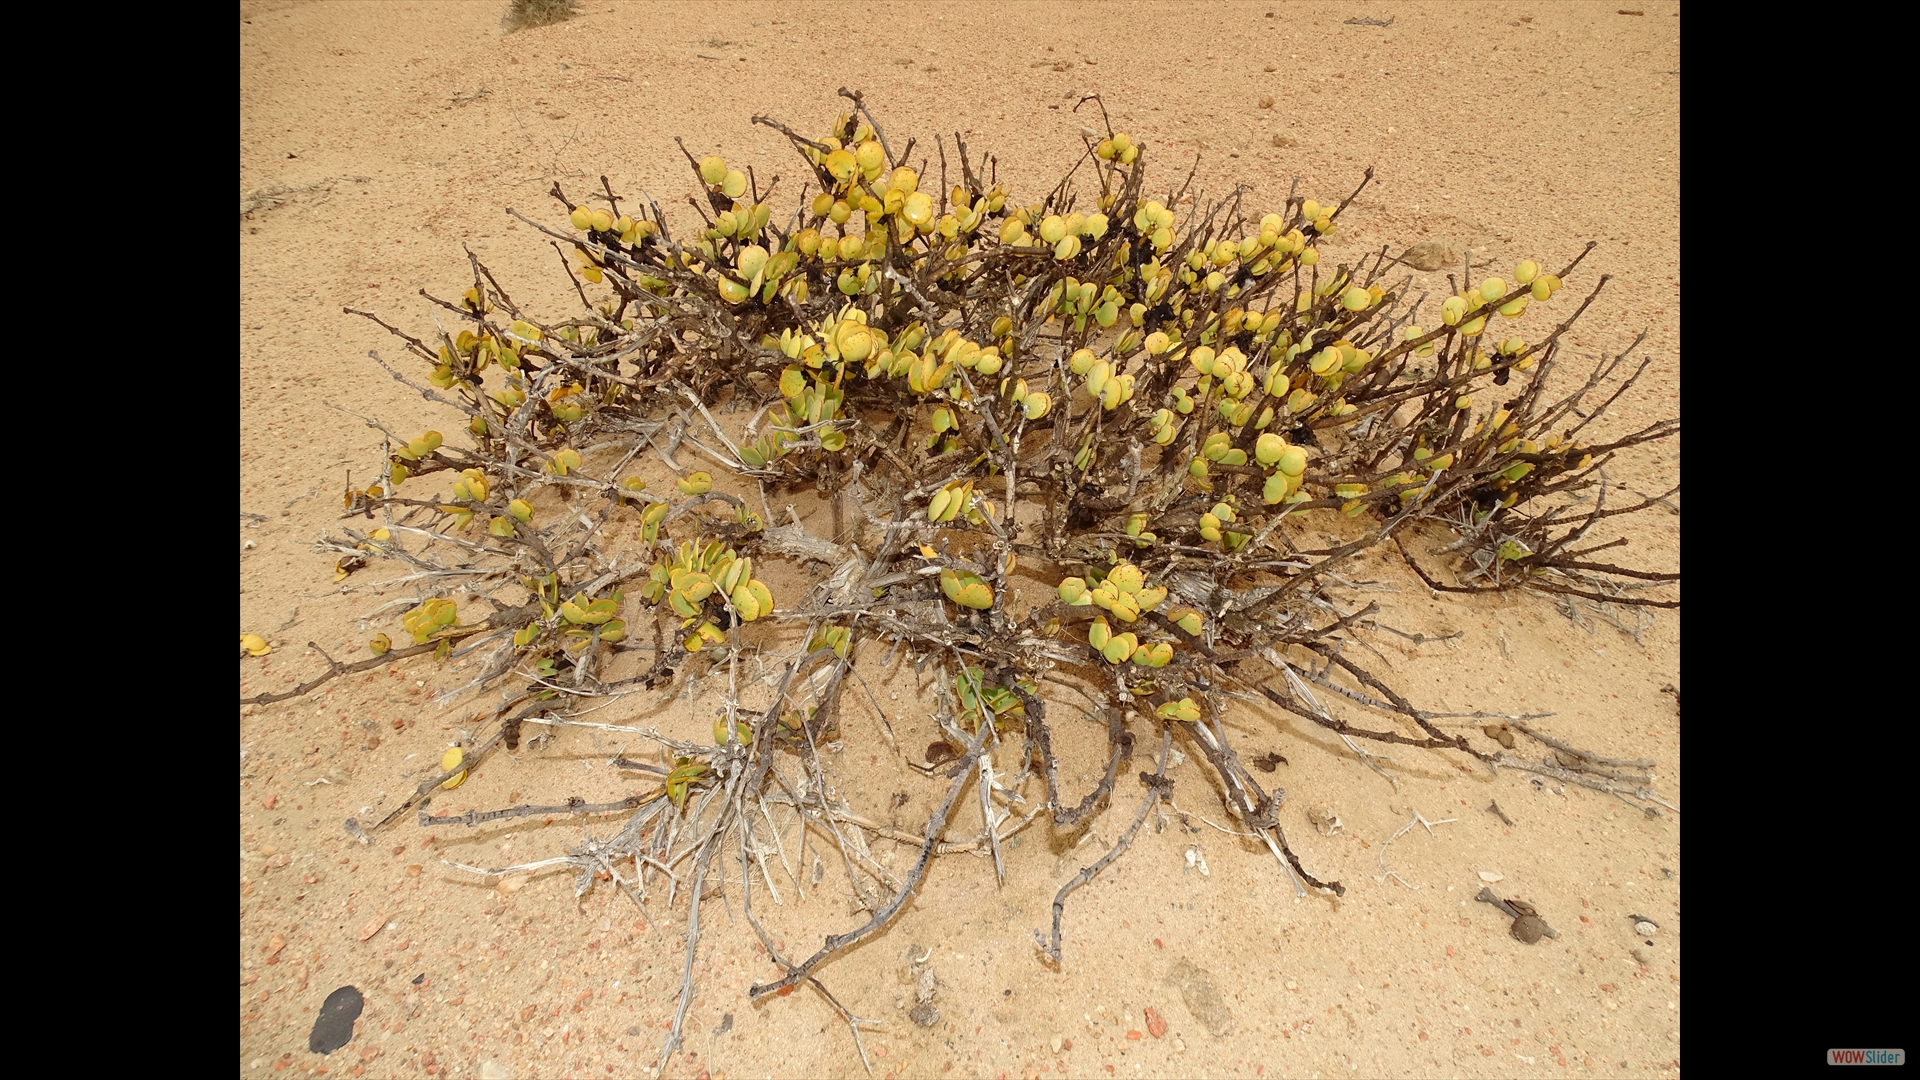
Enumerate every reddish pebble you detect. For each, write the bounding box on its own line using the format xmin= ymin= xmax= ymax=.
xmin=776 ymin=984 xmax=794 ymax=996
xmin=1144 ymin=1007 xmax=1167 ymax=1038
xmin=261 ymin=795 xmax=279 ymax=810
xmin=266 ymin=935 xmax=287 ymax=956
xmin=1062 ymin=1039 xmax=1072 ymax=1051
xmin=358 ymin=915 xmax=386 ymax=942
xmin=1153 ymin=939 xmax=1163 ymax=948
xmin=265 ymin=854 xmax=291 ymax=870
xmin=359 ymin=1046 xmax=381 ymax=1061
xmin=1126 ymin=1030 xmax=1142 ymax=1040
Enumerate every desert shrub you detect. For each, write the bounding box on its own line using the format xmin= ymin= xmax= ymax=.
xmin=247 ymin=91 xmax=1677 ymax=1069
xmin=502 ymin=0 xmax=577 ymax=33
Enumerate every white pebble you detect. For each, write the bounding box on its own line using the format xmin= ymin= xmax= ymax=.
xmin=1477 ymin=870 xmax=1503 ymax=883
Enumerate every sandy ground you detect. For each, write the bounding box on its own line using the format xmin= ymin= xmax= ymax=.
xmin=239 ymin=3 xmax=1680 ymax=1077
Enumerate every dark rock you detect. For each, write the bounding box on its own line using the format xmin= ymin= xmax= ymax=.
xmin=309 ymin=985 xmax=364 ymax=1054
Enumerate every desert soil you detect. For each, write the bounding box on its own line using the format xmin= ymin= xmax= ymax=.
xmin=239 ymin=3 xmax=1681 ymax=1078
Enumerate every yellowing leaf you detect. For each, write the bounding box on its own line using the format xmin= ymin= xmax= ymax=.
xmin=730 ymin=583 xmax=762 ymax=621
xmin=240 ymin=634 xmax=271 ymax=657
xmin=746 ymin=579 xmax=774 ymax=619
xmin=953 ymin=582 xmax=994 ymax=609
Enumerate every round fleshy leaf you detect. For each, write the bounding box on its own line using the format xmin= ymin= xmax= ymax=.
xmin=731 ymin=583 xmax=762 ymax=622
xmin=953 ymin=582 xmax=994 ymax=610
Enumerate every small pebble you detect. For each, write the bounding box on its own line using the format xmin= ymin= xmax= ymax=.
xmin=1478 ymin=870 xmax=1503 ymax=883
xmin=1634 ymin=920 xmax=1658 ymax=938
xmin=1632 ymin=946 xmax=1653 ymax=965
xmin=1050 ymin=1036 xmax=1062 ymax=1054
xmin=1144 ymin=1006 xmax=1167 ymax=1038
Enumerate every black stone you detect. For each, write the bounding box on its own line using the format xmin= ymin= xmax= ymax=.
xmin=308 ymin=985 xmax=364 ymax=1055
